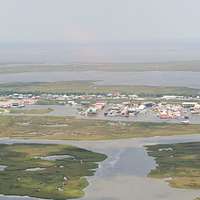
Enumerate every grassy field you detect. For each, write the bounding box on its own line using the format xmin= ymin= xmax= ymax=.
xmin=36 ymin=99 xmax=66 ymax=105
xmin=0 ymin=143 xmax=106 ymax=200
xmin=146 ymin=141 xmax=200 ymax=200
xmin=0 ymin=81 xmax=199 ymax=97
xmin=9 ymin=108 xmax=53 ymax=115
xmin=0 ymin=115 xmax=200 ymax=140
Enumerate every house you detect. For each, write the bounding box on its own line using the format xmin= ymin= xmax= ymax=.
xmin=86 ymin=107 xmax=97 ymax=115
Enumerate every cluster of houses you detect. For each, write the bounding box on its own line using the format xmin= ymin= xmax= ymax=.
xmin=103 ymin=102 xmax=150 ymax=117
xmin=1 ymin=92 xmax=200 ymax=124
xmin=83 ymin=102 xmax=106 ymax=115
xmin=153 ymin=103 xmax=183 ymax=120
xmin=39 ymin=93 xmax=140 ymax=103
xmin=182 ymin=102 xmax=200 ymax=113
xmin=80 ymin=100 xmax=200 ymax=123
xmin=0 ymin=93 xmax=38 ymax=110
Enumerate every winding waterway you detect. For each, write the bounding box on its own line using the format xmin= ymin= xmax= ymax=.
xmin=0 ymin=135 xmax=200 ymax=200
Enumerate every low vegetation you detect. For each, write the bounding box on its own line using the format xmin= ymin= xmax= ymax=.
xmin=146 ymin=142 xmax=200 ymax=199
xmin=0 ymin=81 xmax=199 ymax=97
xmin=0 ymin=143 xmax=106 ymax=200
xmin=0 ymin=115 xmax=200 ymax=140
xmin=36 ymin=99 xmax=66 ymax=105
xmin=9 ymin=108 xmax=53 ymax=115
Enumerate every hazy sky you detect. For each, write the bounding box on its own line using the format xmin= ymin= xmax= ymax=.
xmin=1 ymin=0 xmax=200 ymax=63
xmin=1 ymin=0 xmax=200 ymax=43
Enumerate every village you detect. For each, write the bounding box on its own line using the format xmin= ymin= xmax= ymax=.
xmin=1 ymin=92 xmax=200 ymax=124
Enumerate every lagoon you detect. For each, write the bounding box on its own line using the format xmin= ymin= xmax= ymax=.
xmin=1 ymin=71 xmax=200 ymax=88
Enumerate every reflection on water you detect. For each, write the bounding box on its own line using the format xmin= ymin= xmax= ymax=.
xmin=1 ymin=71 xmax=200 ymax=88
xmin=0 ymin=135 xmax=200 ymax=200
xmin=96 ymin=147 xmax=155 ymax=178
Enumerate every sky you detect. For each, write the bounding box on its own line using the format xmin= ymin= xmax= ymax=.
xmin=0 ymin=0 xmax=200 ymax=63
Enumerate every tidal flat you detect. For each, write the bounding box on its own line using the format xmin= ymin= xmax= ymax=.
xmin=1 ymin=115 xmax=200 ymax=140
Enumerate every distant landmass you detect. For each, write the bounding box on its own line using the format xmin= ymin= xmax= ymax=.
xmin=1 ymin=41 xmax=200 ymax=63
xmin=0 ymin=61 xmax=200 ymax=73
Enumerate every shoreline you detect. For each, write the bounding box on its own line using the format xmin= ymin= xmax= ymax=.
xmin=0 ymin=135 xmax=200 ymax=200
